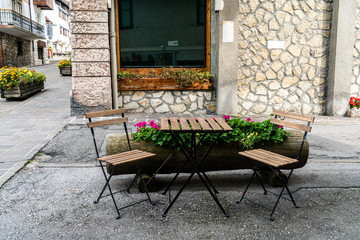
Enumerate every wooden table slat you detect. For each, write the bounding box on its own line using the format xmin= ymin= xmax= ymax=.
xmin=169 ymin=117 xmax=180 ymax=131
xmin=188 ymin=117 xmax=202 ymax=131
xmin=196 ymin=117 xmax=213 ymax=131
xmin=161 ymin=117 xmax=170 ymax=131
xmin=213 ymin=117 xmax=233 ymax=131
xmin=179 ymin=117 xmax=191 ymax=131
xmin=205 ymin=117 xmax=222 ymax=131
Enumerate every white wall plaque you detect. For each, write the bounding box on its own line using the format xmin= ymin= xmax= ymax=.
xmin=168 ymin=40 xmax=179 ymax=47
xmin=223 ymin=21 xmax=234 ymax=43
xmin=267 ymin=41 xmax=285 ymax=49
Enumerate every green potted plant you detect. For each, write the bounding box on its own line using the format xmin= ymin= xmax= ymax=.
xmin=57 ymin=58 xmax=72 ymax=76
xmin=0 ymin=66 xmax=46 ymax=99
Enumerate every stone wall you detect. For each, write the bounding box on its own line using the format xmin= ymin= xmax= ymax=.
xmin=119 ymin=90 xmax=216 ymax=114
xmin=237 ymin=0 xmax=332 ymax=115
xmin=1 ymin=33 xmax=31 ymax=67
xmin=70 ymin=0 xmax=112 ymax=115
xmin=352 ymin=0 xmax=360 ymax=96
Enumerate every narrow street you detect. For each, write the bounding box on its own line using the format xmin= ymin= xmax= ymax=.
xmin=0 ymin=63 xmax=72 ymax=185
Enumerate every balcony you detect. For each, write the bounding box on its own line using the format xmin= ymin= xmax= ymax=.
xmin=33 ymin=0 xmax=54 ymax=10
xmin=0 ymin=9 xmax=46 ymax=40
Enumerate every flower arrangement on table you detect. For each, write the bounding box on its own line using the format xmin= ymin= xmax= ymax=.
xmin=0 ymin=66 xmax=46 ymax=90
xmin=133 ymin=116 xmax=289 ymax=150
xmin=57 ymin=58 xmax=72 ymax=70
xmin=348 ymin=96 xmax=360 ymax=118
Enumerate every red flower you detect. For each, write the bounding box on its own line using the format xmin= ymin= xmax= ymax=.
xmin=247 ymin=118 xmax=251 ymax=122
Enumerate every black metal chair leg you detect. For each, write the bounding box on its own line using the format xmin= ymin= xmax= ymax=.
xmin=94 ymin=165 xmax=116 ymax=203
xmin=139 ymin=173 xmax=155 ymax=206
xmin=126 ymin=172 xmax=140 ymax=193
xmin=270 ymin=185 xmax=286 ymax=221
xmin=237 ymin=171 xmax=255 ymax=204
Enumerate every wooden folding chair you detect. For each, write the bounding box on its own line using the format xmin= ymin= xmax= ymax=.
xmin=86 ymin=108 xmax=156 ymax=219
xmin=237 ymin=109 xmax=315 ymax=221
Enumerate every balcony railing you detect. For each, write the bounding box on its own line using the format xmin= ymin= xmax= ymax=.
xmin=0 ymin=9 xmax=45 ymax=38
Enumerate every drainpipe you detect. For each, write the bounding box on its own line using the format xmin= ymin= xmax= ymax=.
xmin=109 ymin=0 xmax=119 ymax=109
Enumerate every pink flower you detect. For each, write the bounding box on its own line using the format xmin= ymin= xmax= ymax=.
xmin=278 ymin=125 xmax=283 ymax=129
xmin=149 ymin=120 xmax=160 ymax=130
xmin=247 ymin=118 xmax=251 ymax=122
xmin=223 ymin=115 xmax=230 ymax=120
xmin=134 ymin=121 xmax=147 ymax=128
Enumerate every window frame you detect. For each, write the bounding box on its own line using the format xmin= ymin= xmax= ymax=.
xmin=115 ymin=0 xmax=211 ymax=80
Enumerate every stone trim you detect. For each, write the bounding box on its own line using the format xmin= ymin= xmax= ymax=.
xmin=70 ymin=0 xmax=112 ymax=115
xmin=119 ymin=90 xmax=216 ymax=114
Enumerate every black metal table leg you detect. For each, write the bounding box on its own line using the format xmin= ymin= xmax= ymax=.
xmin=162 ymin=132 xmax=229 ymax=217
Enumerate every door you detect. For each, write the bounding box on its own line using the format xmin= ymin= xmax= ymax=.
xmin=0 ymin=36 xmax=7 ymax=67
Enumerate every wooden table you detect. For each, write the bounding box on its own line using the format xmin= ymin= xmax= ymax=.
xmin=160 ymin=116 xmax=233 ymax=217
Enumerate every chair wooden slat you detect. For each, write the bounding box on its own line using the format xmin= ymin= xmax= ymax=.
xmin=273 ymin=109 xmax=315 ymax=123
xmin=239 ymin=149 xmax=298 ymax=168
xmin=85 ymin=108 xmax=126 ymax=119
xmin=205 ymin=117 xmax=222 ymax=131
xmin=170 ymin=117 xmax=180 ymax=131
xmin=99 ymin=150 xmax=148 ymax=161
xmin=271 ymin=118 xmax=312 ymax=132
xmin=251 ymin=149 xmax=297 ymax=165
xmin=87 ymin=117 xmax=128 ymax=128
xmin=161 ymin=117 xmax=170 ymax=131
xmin=99 ymin=150 xmax=156 ymax=166
xmin=188 ymin=117 xmax=202 ymax=131
xmin=179 ymin=117 xmax=191 ymax=131
xmin=196 ymin=117 xmax=213 ymax=131
xmin=241 ymin=149 xmax=286 ymax=165
xmin=213 ymin=117 xmax=233 ymax=131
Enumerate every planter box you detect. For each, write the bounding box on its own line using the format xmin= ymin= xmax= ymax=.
xmin=60 ymin=66 xmax=72 ymax=76
xmin=106 ymin=130 xmax=309 ymax=175
xmin=118 ymin=78 xmax=213 ymax=91
xmin=348 ymin=108 xmax=360 ymax=118
xmin=1 ymin=81 xmax=44 ymax=99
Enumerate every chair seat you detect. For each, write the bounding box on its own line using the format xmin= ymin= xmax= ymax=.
xmin=98 ymin=150 xmax=156 ymax=166
xmin=238 ymin=149 xmax=299 ymax=168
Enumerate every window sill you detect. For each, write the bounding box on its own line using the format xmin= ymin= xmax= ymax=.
xmin=118 ymin=78 xmax=214 ymax=91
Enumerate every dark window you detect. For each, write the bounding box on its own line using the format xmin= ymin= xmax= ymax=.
xmin=118 ymin=0 xmax=207 ymax=68
xmin=119 ymin=0 xmax=133 ymax=29
xmin=17 ymin=41 xmax=23 ymax=56
xmin=197 ymin=0 xmax=205 ymax=26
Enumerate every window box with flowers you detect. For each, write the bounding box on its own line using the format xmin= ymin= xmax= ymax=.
xmin=0 ymin=67 xmax=46 ymax=99
xmin=57 ymin=58 xmax=72 ymax=76
xmin=348 ymin=96 xmax=360 ymax=118
xmin=118 ymin=67 xmax=214 ymax=90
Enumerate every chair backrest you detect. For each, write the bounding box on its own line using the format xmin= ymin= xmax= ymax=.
xmin=86 ymin=108 xmax=132 ymax=158
xmin=267 ymin=109 xmax=315 ymax=160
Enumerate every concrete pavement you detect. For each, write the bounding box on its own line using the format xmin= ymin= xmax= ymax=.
xmin=0 ymin=63 xmax=73 ymax=186
xmin=0 ymin=63 xmax=360 ymax=239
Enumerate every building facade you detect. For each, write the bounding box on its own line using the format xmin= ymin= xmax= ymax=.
xmin=43 ymin=0 xmax=70 ymax=57
xmin=70 ymin=0 xmax=360 ymax=117
xmin=0 ymin=0 xmax=52 ymax=67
